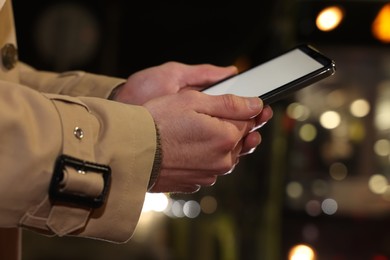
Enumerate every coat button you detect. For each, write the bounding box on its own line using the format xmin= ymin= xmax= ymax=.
xmin=1 ymin=43 xmax=18 ymax=70
xmin=73 ymin=127 xmax=84 ymax=140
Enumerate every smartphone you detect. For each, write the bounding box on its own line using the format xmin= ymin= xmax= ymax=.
xmin=202 ymin=44 xmax=336 ymax=104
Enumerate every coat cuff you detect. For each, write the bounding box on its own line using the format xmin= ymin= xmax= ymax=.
xmin=20 ymin=95 xmax=156 ymax=243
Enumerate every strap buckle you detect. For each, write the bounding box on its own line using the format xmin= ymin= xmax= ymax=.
xmin=49 ymin=155 xmax=111 ymax=208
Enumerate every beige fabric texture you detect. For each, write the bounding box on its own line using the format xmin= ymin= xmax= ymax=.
xmin=0 ymin=1 xmax=157 ymax=259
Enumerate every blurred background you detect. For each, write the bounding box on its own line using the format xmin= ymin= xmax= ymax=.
xmin=12 ymin=0 xmax=390 ymax=259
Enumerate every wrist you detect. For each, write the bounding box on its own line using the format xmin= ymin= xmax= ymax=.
xmin=107 ymin=83 xmax=125 ymax=101
xmin=147 ymin=124 xmax=163 ymax=191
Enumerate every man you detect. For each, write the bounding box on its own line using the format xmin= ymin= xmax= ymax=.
xmin=0 ymin=0 xmax=273 ymax=259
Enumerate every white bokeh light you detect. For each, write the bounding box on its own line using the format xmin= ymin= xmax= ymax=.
xmin=142 ymin=193 xmax=169 ymax=213
xmin=183 ymin=200 xmax=201 ymax=218
xmin=321 ymin=198 xmax=338 ymax=215
xmin=374 ymin=139 xmax=390 ymax=157
xmin=320 ymin=111 xmax=341 ymax=129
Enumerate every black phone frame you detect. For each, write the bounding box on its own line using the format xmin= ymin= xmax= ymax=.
xmin=202 ymin=43 xmax=336 ymax=105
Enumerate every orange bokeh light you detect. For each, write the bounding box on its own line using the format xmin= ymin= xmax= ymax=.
xmin=372 ymin=3 xmax=390 ymax=43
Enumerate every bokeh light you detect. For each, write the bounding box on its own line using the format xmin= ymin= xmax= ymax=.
xmin=288 ymin=244 xmax=316 ymax=260
xmin=287 ymin=181 xmax=304 ymax=199
xmin=287 ymin=102 xmax=311 ymax=121
xmin=200 ymin=196 xmax=218 ymax=214
xmin=321 ymin=198 xmax=338 ymax=215
xmin=305 ymin=200 xmax=322 ymax=217
xmin=299 ymin=124 xmax=317 ymax=142
xmin=320 ymin=110 xmax=341 ymax=129
xmin=375 ymin=82 xmax=390 ymax=130
xmin=329 ymin=162 xmax=348 ymax=181
xmin=326 ymin=89 xmax=347 ymax=108
xmin=142 ymin=193 xmax=169 ymax=213
xmin=372 ymin=3 xmax=390 ymax=43
xmin=183 ymin=200 xmax=201 ymax=218
xmin=368 ymin=174 xmax=388 ymax=194
xmin=316 ymin=6 xmax=344 ymax=32
xmin=374 ymin=139 xmax=390 ymax=157
xmin=171 ymin=200 xmax=186 ymax=218
xmin=350 ymin=99 xmax=370 ymax=117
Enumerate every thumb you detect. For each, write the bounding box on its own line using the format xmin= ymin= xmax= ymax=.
xmin=198 ymin=94 xmax=263 ymax=120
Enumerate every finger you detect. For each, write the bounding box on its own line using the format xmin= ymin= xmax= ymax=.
xmin=249 ymin=105 xmax=273 ymax=132
xmin=159 ymin=170 xmax=219 ymax=185
xmin=179 ymin=64 xmax=238 ymax=89
xmin=150 ymin=171 xmax=203 ymax=193
xmin=240 ymin=131 xmax=262 ymax=156
xmin=223 ymin=117 xmax=258 ymax=141
xmin=171 ymin=185 xmax=201 ymax=194
xmin=151 ymin=170 xmax=218 ymax=193
xmin=261 ymin=105 xmax=273 ymax=120
xmin=151 ymin=182 xmax=201 ymax=194
xmin=179 ymin=174 xmax=218 ymax=186
xmin=219 ymin=157 xmax=239 ymax=175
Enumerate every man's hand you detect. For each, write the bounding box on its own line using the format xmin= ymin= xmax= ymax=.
xmin=112 ymin=62 xmax=238 ymax=105
xmin=113 ymin=61 xmax=273 ymax=193
xmin=144 ymin=90 xmax=272 ymax=193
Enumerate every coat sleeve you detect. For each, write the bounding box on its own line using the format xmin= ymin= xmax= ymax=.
xmin=18 ymin=62 xmax=125 ymax=98
xmin=0 ymin=80 xmax=156 ymax=243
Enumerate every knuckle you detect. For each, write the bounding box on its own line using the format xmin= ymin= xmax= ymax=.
xmin=206 ymin=176 xmax=218 ymax=186
xmin=163 ymin=61 xmax=180 ymax=69
xmin=222 ymin=94 xmax=240 ymax=112
xmin=182 ymin=89 xmax=201 ymax=101
xmin=216 ymin=158 xmax=236 ymax=173
xmin=218 ymin=133 xmax=238 ymax=153
xmin=198 ymin=176 xmax=218 ymax=187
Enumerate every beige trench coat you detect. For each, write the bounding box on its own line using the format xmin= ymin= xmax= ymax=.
xmin=0 ymin=1 xmax=157 ymax=259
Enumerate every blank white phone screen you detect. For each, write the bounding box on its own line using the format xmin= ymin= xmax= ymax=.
xmin=203 ymin=49 xmax=324 ymax=97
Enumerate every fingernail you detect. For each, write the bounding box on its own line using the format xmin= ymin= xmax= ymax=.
xmin=248 ymin=97 xmax=263 ymax=111
xmin=249 ymin=121 xmax=268 ymax=133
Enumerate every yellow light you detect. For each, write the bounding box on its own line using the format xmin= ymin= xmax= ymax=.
xmin=299 ymin=123 xmax=317 ymax=142
xmin=374 ymin=139 xmax=390 ymax=157
xmin=350 ymin=99 xmax=370 ymax=118
xmin=348 ymin=120 xmax=365 ymax=142
xmin=316 ymin=6 xmax=344 ymax=32
xmin=287 ymin=102 xmax=310 ymax=121
xmin=372 ymin=3 xmax=390 ymax=43
xmin=288 ymin=244 xmax=316 ymax=260
xmin=319 ymin=110 xmax=341 ymax=129
xmin=375 ymin=99 xmax=390 ymax=131
xmin=368 ymin=174 xmax=388 ymax=194
xmin=286 ymin=181 xmax=303 ymax=199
